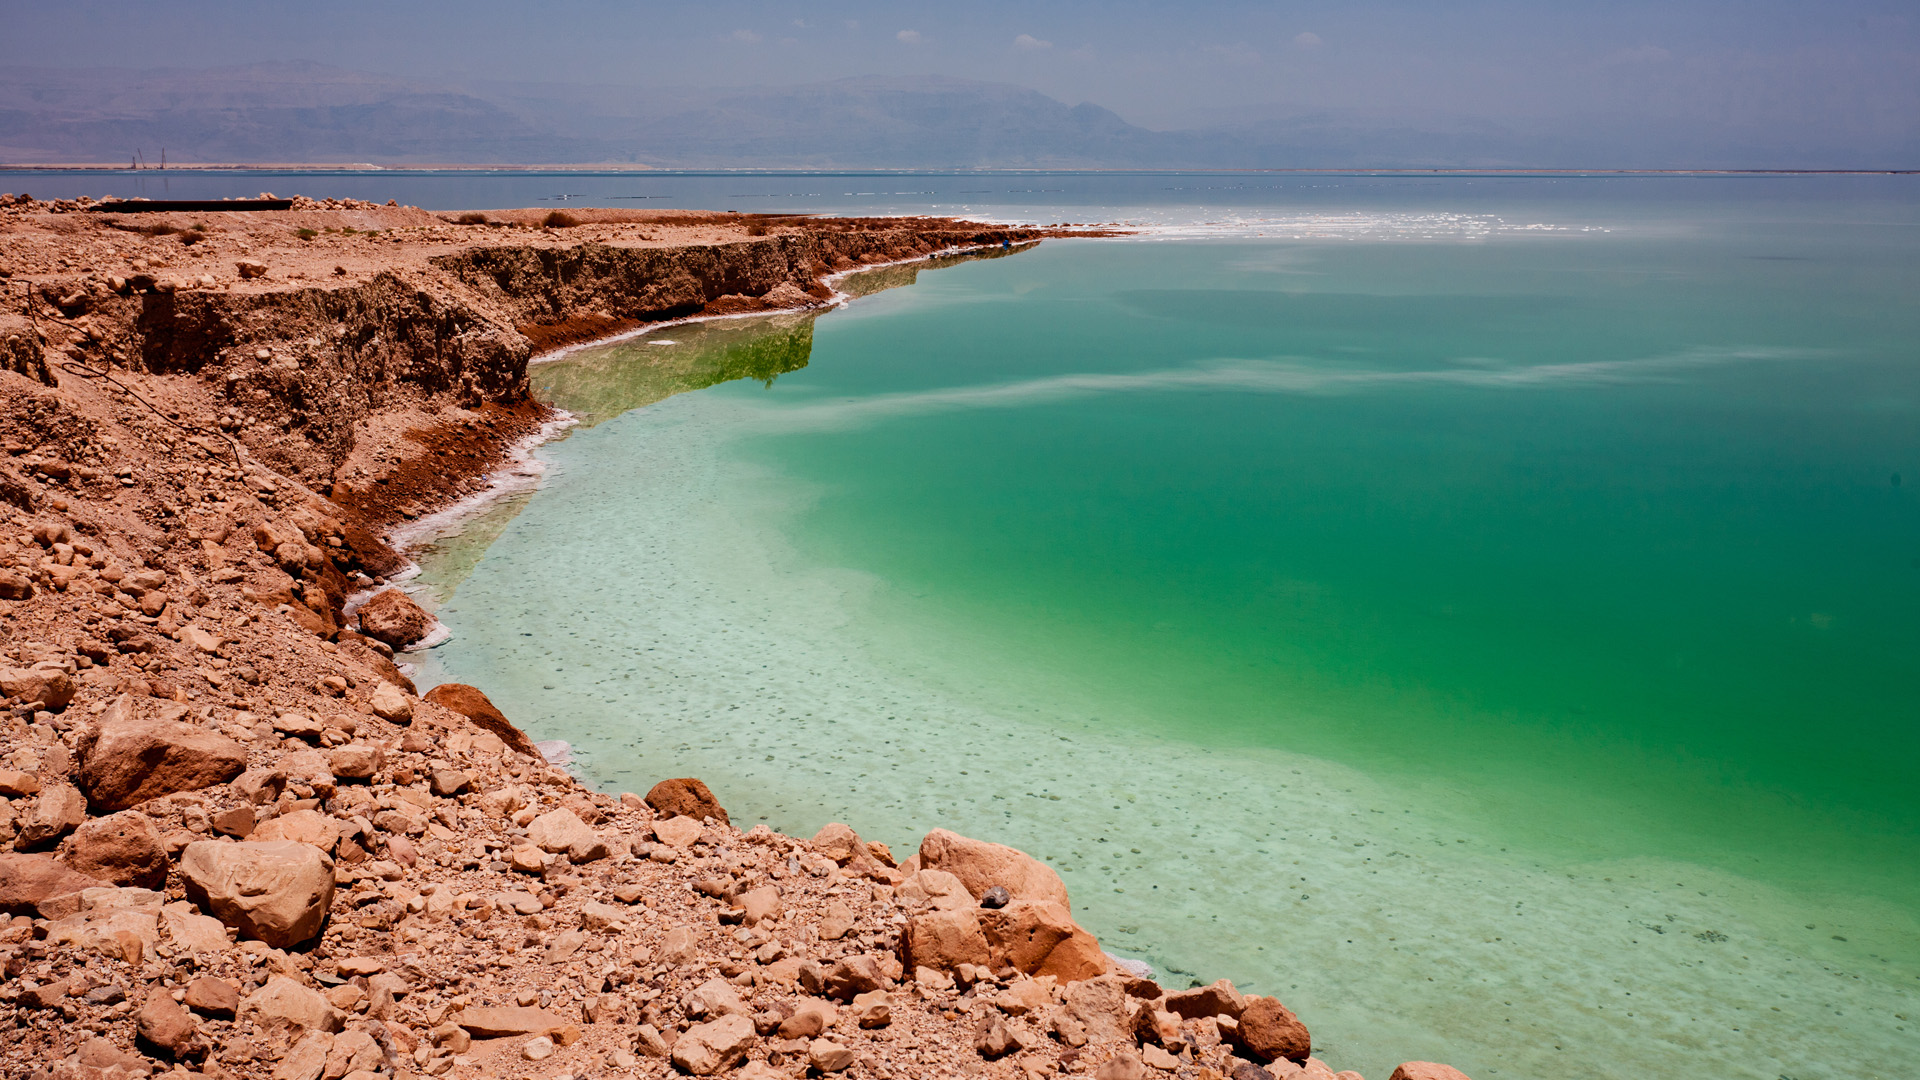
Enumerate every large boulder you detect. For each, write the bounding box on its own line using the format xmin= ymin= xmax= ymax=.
xmin=0 ymin=664 xmax=77 ymax=710
xmin=355 ymin=589 xmax=433 ymax=648
xmin=179 ymin=840 xmax=335 ymax=949
xmin=12 ymin=782 xmax=87 ymax=850
xmin=241 ymin=976 xmax=345 ymax=1034
xmin=1235 ymin=996 xmax=1313 ymax=1064
xmin=646 ymin=777 xmax=728 ymax=824
xmin=978 ymin=899 xmax=1106 ymax=981
xmin=527 ymin=808 xmax=594 ymax=854
xmin=918 ymin=828 xmax=1071 ymax=909
xmin=250 ymin=808 xmax=340 ymax=851
xmin=0 ymin=853 xmax=106 ymax=915
xmin=1390 ymin=1065 xmax=1473 ymax=1080
xmin=903 ymin=907 xmax=992 ymax=972
xmin=44 ymin=905 xmax=160 ymax=961
xmin=1062 ymin=976 xmax=1135 ymax=1045
xmin=896 ymin=868 xmax=973 ymax=910
xmin=421 ymin=683 xmax=540 ymax=757
xmin=62 ymin=810 xmax=168 ymax=889
xmin=671 ymin=1014 xmax=756 ymax=1075
xmin=75 ymin=697 xmax=248 ymax=812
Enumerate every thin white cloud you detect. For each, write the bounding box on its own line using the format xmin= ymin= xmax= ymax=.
xmin=731 ymin=28 xmax=762 ymax=45
xmin=1294 ymin=32 xmax=1324 ymax=48
xmin=897 ymin=29 xmax=924 ymax=45
xmin=1014 ymin=34 xmax=1053 ymax=51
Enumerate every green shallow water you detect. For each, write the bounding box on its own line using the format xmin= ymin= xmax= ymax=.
xmin=411 ymin=200 xmax=1920 ymax=1079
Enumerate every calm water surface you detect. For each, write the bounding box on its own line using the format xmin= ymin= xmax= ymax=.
xmin=361 ymin=177 xmax=1920 ymax=1079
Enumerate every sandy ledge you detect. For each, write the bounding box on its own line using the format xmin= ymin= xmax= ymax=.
xmin=0 ymin=193 xmax=1470 ymax=1080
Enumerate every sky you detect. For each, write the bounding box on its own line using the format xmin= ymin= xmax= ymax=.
xmin=4 ymin=1 xmax=1916 ymax=144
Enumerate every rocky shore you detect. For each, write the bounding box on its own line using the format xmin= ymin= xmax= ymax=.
xmin=0 ymin=194 xmax=1473 ymax=1080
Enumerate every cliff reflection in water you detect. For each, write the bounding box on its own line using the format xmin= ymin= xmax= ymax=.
xmin=532 ymin=313 xmax=818 ymax=428
xmin=533 ymin=242 xmax=1038 ymax=427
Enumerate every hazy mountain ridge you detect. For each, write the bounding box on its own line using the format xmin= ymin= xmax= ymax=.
xmin=0 ymin=61 xmax=1908 ymax=169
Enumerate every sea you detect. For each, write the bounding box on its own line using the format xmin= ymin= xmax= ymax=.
xmin=12 ymin=168 xmax=1915 ymax=1079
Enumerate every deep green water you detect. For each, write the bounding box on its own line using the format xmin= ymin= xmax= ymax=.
xmin=412 ymin=194 xmax=1919 ymax=1079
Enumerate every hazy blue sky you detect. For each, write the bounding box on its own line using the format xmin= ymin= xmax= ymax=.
xmin=6 ymin=1 xmax=1916 ymax=138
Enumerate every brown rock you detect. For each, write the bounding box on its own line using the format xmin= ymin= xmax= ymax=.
xmin=231 ymin=766 xmax=286 ymax=805
xmin=646 ymin=776 xmax=728 ymax=824
xmin=653 ymin=815 xmax=704 ymax=848
xmin=179 ymin=839 xmax=336 ymax=949
xmin=326 ymin=744 xmax=384 ymax=781
xmin=979 ymin=900 xmax=1107 ymax=982
xmin=136 ymin=990 xmax=199 ymax=1057
xmin=1390 ymin=1064 xmax=1473 ymax=1080
xmin=44 ymin=905 xmax=159 ymax=961
xmin=918 ymin=827 xmax=1071 ymax=909
xmin=325 ymin=1030 xmax=384 ymax=1077
xmin=1165 ymin=979 xmax=1246 ymax=1020
xmin=161 ymin=900 xmax=233 ymax=953
xmin=355 ymin=589 xmax=433 ymax=648
xmin=0 ymin=664 xmax=77 ymax=710
xmin=905 ymin=907 xmax=992 ymax=972
xmin=275 ymin=1030 xmax=333 ymax=1080
xmin=1095 ymin=1052 xmax=1148 ymax=1080
xmin=975 ymin=1014 xmax=1021 ymax=1059
xmin=897 ymin=868 xmax=974 ymax=910
xmin=62 ymin=810 xmax=168 ymax=888
xmin=1235 ymin=997 xmax=1313 ymax=1065
xmin=454 ymin=1005 xmax=571 ymax=1038
xmin=211 ymin=804 xmax=256 ymax=838
xmin=368 ymin=682 xmax=413 ymax=723
xmin=0 ymin=852 xmax=106 ymax=915
xmin=421 ymin=683 xmax=540 ymax=757
xmin=672 ymin=1013 xmax=756 ymax=1075
xmin=824 ymin=955 xmax=891 ymax=1001
xmin=241 ymin=975 xmax=345 ymax=1034
xmin=184 ymin=976 xmax=239 ymax=1018
xmin=13 ymin=781 xmax=87 ymax=850
xmin=0 ymin=570 xmax=32 ymax=600
xmin=810 ymin=1038 xmax=857 ymax=1073
xmin=0 ymin=770 xmax=40 ymax=798
xmin=734 ymin=884 xmax=780 ymax=925
xmin=75 ymin=697 xmax=248 ymax=812
xmin=251 ymin=808 xmax=340 ymax=851
xmin=528 ymin=808 xmax=594 ymax=853
xmin=811 ymin=822 xmax=876 ymax=867
xmin=428 ymin=767 xmax=471 ymax=797
xmin=20 ymin=979 xmax=69 ymax=1010
xmin=778 ymin=999 xmax=836 ymax=1039
xmin=1063 ymin=976 xmax=1135 ymax=1045
xmin=851 ymin=989 xmax=891 ymax=1028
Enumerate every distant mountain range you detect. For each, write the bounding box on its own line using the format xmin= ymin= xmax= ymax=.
xmin=0 ymin=61 xmax=1907 ymax=170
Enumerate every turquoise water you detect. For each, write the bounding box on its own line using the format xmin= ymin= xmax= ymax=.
xmin=412 ymin=188 xmax=1920 ymax=1079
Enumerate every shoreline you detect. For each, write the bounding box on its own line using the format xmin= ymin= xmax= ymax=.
xmin=0 ymin=195 xmax=1471 ymax=1080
